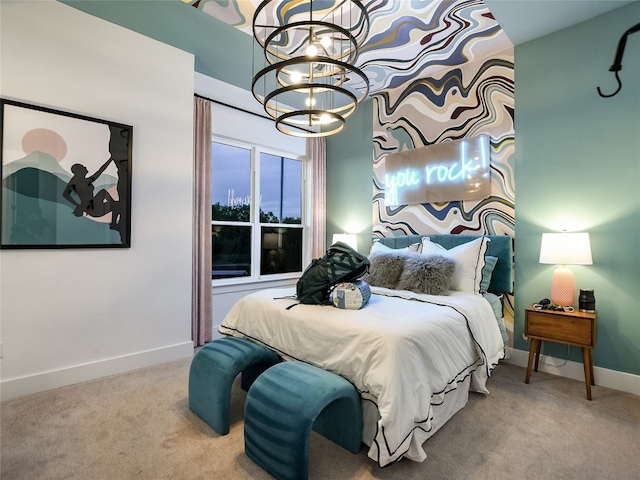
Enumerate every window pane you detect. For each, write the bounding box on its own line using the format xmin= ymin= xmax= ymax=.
xmin=259 ymin=153 xmax=302 ymax=224
xmin=212 ymin=225 xmax=252 ymax=279
xmin=212 ymin=142 xmax=251 ymax=222
xmin=260 ymin=227 xmax=303 ymax=275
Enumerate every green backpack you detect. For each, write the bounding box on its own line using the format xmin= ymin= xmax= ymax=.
xmin=294 ymin=242 xmax=370 ymax=306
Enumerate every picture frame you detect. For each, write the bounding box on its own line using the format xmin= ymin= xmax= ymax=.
xmin=1 ymin=99 xmax=132 ymax=248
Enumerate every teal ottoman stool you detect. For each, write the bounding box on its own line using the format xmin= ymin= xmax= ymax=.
xmin=244 ymin=361 xmax=362 ymax=480
xmin=189 ymin=336 xmax=280 ymax=435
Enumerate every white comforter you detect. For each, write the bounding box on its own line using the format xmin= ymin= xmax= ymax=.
xmin=219 ymin=286 xmax=505 ymax=467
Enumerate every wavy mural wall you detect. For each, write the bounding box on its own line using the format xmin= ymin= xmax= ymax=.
xmin=189 ymin=0 xmax=516 ymax=341
xmin=369 ymin=1 xmax=515 ymax=339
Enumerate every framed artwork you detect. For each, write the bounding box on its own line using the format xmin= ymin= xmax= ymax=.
xmin=1 ymin=99 xmax=132 ymax=248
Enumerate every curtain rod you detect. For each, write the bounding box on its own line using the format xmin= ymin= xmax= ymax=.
xmin=194 ymin=93 xmax=272 ymax=122
xmin=194 ymin=93 xmax=314 ymax=135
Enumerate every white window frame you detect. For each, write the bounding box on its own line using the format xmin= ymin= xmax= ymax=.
xmin=211 ymin=135 xmax=309 ymax=287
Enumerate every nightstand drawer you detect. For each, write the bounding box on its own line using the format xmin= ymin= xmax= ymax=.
xmin=526 ymin=310 xmax=594 ymax=346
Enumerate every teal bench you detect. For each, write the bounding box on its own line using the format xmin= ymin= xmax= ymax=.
xmin=188 ymin=336 xmax=280 ymax=435
xmin=244 ymin=361 xmax=362 ymax=480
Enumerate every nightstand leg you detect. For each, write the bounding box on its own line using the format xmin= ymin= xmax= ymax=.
xmin=534 ymin=339 xmax=541 ymax=372
xmin=582 ymin=347 xmax=592 ymax=400
xmin=525 ymin=339 xmax=539 ymax=384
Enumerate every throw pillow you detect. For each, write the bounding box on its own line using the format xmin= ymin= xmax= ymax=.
xmin=362 ymin=252 xmax=406 ymax=289
xmin=396 ymin=253 xmax=456 ymax=295
xmin=420 ymin=237 xmax=490 ymax=294
xmin=369 ymin=240 xmax=420 ymax=255
xmin=480 ymin=255 xmax=498 ymax=293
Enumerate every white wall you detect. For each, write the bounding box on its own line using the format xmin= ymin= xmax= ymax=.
xmin=0 ymin=0 xmax=195 ymax=400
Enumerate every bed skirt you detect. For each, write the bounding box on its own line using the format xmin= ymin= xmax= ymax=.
xmin=361 ymin=374 xmax=472 ymax=463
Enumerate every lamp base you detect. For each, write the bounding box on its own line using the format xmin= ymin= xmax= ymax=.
xmin=550 ymin=266 xmax=575 ymax=307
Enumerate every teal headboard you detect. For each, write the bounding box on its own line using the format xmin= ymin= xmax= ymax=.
xmin=375 ymin=234 xmax=514 ymax=294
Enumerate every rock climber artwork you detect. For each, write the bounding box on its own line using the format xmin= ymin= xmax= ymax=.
xmin=1 ymin=99 xmax=132 ymax=248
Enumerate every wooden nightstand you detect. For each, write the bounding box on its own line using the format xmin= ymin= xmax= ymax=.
xmin=524 ymin=304 xmax=597 ymax=400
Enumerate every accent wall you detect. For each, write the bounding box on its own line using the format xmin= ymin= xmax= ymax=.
xmin=368 ymin=2 xmax=516 ymax=342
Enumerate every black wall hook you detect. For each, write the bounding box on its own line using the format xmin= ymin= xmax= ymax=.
xmin=597 ymin=22 xmax=640 ymax=98
xmin=597 ymin=71 xmax=622 ymax=98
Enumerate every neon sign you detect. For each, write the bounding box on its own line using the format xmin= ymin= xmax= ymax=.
xmin=384 ymin=135 xmax=490 ymax=206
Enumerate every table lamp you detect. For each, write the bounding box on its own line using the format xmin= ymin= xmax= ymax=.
xmin=332 ymin=233 xmax=358 ymax=251
xmin=539 ymin=232 xmax=592 ymax=307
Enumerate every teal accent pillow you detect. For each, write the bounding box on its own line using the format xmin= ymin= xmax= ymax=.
xmin=483 ymin=292 xmax=508 ymax=346
xmin=480 ymin=256 xmax=498 ymax=293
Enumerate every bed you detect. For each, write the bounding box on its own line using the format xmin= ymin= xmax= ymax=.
xmin=219 ymin=234 xmax=513 ymax=467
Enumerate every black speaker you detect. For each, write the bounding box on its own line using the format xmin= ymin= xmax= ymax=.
xmin=579 ymin=289 xmax=596 ymax=313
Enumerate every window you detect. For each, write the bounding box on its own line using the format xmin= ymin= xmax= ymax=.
xmin=211 ymin=140 xmax=305 ymax=281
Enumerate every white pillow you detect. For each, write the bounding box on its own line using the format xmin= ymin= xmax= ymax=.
xmin=420 ymin=237 xmax=490 ymax=294
xmin=369 ymin=240 xmax=420 ymax=255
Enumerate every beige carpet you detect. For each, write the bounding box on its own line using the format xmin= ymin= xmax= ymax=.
xmin=2 ymin=358 xmax=639 ymax=480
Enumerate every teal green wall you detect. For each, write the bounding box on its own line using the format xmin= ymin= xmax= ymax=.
xmin=514 ymin=3 xmax=640 ymax=375
xmin=325 ymin=99 xmax=374 ymax=253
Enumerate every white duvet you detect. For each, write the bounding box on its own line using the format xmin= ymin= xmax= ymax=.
xmin=219 ymin=286 xmax=505 ymax=467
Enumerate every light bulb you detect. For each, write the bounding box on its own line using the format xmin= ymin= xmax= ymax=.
xmin=306 ymin=44 xmax=318 ymax=56
xmin=305 ymin=97 xmax=316 ymax=107
xmin=319 ymin=113 xmax=332 ymax=124
xmin=290 ymin=71 xmax=303 ymax=83
xmin=320 ymin=36 xmax=331 ymax=48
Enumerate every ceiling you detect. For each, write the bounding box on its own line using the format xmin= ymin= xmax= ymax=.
xmin=60 ymin=0 xmax=635 ymax=94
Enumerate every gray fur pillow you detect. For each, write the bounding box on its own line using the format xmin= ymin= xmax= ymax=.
xmin=396 ymin=254 xmax=456 ymax=295
xmin=362 ymin=252 xmax=406 ymax=289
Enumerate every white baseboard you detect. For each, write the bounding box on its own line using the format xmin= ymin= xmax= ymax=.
xmin=505 ymin=348 xmax=640 ymax=396
xmin=0 ymin=341 xmax=194 ymax=402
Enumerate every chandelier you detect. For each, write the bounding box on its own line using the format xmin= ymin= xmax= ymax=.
xmin=251 ymin=0 xmax=370 ymax=137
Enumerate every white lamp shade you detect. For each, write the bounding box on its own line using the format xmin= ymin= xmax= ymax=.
xmin=332 ymin=233 xmax=358 ymax=251
xmin=539 ymin=232 xmax=592 ymax=307
xmin=539 ymin=232 xmax=592 ymax=265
